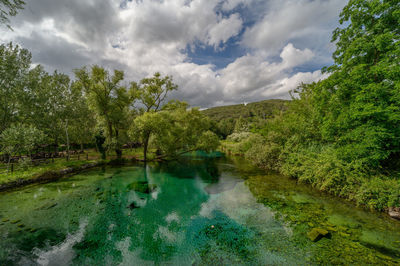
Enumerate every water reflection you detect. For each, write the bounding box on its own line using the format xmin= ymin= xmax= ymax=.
xmin=0 ymin=155 xmax=399 ymax=265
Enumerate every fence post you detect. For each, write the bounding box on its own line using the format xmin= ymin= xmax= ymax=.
xmin=78 ymin=154 xmax=80 ymax=160
xmin=86 ymin=153 xmax=89 ymax=161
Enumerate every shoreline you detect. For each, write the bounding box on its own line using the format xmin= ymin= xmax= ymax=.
xmin=0 ymin=161 xmax=105 ymax=193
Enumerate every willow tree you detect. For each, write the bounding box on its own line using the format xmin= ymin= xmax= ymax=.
xmin=130 ymin=72 xmax=177 ymax=161
xmin=74 ymin=66 xmax=135 ymax=159
xmin=130 ymin=101 xmax=219 ymax=160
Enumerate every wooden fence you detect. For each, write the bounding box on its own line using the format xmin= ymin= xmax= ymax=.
xmin=0 ymin=152 xmax=91 ymax=175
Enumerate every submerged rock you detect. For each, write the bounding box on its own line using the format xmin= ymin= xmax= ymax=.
xmin=307 ymin=228 xmax=331 ymax=242
xmin=127 ymin=181 xmax=157 ymax=194
xmin=388 ymin=207 xmax=400 ymax=220
xmin=35 ymin=202 xmax=58 ymax=210
xmin=127 ymin=202 xmax=140 ymax=209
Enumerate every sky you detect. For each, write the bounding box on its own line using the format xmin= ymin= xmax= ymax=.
xmin=0 ymin=0 xmax=348 ymax=108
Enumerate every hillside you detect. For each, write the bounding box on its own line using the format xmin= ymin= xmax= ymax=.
xmin=202 ymin=99 xmax=288 ymax=121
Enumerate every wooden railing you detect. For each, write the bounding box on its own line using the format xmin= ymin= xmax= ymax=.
xmin=0 ymin=152 xmax=91 ymax=174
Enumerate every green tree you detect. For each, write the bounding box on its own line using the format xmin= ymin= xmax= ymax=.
xmin=130 ymin=72 xmax=177 ymax=161
xmin=0 ymin=124 xmax=44 ymax=172
xmin=0 ymin=0 xmax=25 ymax=29
xmin=74 ymin=65 xmax=135 ymax=159
xmin=314 ymin=0 xmax=400 ymax=167
xmin=0 ymin=43 xmax=31 ymax=133
xmin=131 ymin=101 xmax=219 ymax=160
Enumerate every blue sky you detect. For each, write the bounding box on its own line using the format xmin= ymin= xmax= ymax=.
xmin=1 ymin=0 xmax=348 ymax=107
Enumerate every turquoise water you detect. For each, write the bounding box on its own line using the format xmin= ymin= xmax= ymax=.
xmin=0 ymin=153 xmax=399 ymax=265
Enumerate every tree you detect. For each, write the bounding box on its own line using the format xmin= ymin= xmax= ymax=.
xmin=0 ymin=124 xmax=44 ymax=172
xmin=74 ymin=65 xmax=135 ymax=159
xmin=0 ymin=42 xmax=31 ymax=133
xmin=0 ymin=0 xmax=25 ymax=29
xmin=130 ymin=101 xmax=219 ymax=160
xmin=312 ymin=0 xmax=400 ymax=167
xmin=130 ymin=72 xmax=177 ymax=161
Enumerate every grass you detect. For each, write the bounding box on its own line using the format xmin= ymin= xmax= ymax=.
xmin=0 ymin=147 xmax=154 ymax=186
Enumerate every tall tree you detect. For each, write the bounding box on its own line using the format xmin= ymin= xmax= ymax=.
xmin=74 ymin=65 xmax=135 ymax=159
xmin=130 ymin=101 xmax=219 ymax=160
xmin=313 ymin=0 xmax=400 ymax=167
xmin=130 ymin=72 xmax=177 ymax=161
xmin=0 ymin=43 xmax=31 ymax=133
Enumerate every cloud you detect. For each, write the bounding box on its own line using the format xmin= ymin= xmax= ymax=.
xmin=207 ymin=13 xmax=243 ymax=49
xmin=241 ymin=0 xmax=347 ymax=56
xmin=0 ymin=0 xmax=346 ymax=108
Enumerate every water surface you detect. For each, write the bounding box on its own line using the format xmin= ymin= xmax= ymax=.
xmin=0 ymin=153 xmax=399 ymax=265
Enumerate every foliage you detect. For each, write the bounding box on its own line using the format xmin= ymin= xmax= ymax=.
xmin=0 ymin=42 xmax=31 ymax=133
xmin=0 ymin=0 xmax=24 ymax=29
xmin=74 ymin=65 xmax=135 ymax=159
xmin=0 ymin=124 xmax=44 ymax=157
xmin=131 ymin=101 xmax=219 ymax=160
xmin=129 ymin=72 xmax=178 ymax=160
xmin=203 ymin=99 xmax=287 ymax=139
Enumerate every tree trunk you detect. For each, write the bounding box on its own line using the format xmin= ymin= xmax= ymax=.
xmin=80 ymin=143 xmax=84 ymax=152
xmin=143 ymin=133 xmax=150 ymax=162
xmin=115 ymin=129 xmax=122 ymax=159
xmin=65 ymin=119 xmax=70 ymax=161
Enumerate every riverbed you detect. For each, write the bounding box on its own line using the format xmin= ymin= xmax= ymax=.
xmin=0 ymin=153 xmax=399 ymax=265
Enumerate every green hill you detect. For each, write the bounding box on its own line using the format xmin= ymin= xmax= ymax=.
xmin=203 ymin=99 xmax=288 ymax=121
xmin=203 ymin=99 xmax=288 ymax=139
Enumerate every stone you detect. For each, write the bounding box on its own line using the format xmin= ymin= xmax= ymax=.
xmin=388 ymin=207 xmax=400 ymax=220
xmin=307 ymin=228 xmax=331 ymax=242
xmin=127 ymin=202 xmax=140 ymax=209
xmin=127 ymin=181 xmax=157 ymax=194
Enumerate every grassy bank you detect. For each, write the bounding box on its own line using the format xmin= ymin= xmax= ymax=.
xmin=221 ymin=138 xmax=400 ymax=213
xmin=0 ymin=148 xmax=155 ymax=189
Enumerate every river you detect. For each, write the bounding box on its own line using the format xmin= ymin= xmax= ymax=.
xmin=0 ymin=153 xmax=399 ymax=265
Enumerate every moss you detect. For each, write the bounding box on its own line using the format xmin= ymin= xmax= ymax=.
xmin=307 ymin=228 xmax=330 ymax=242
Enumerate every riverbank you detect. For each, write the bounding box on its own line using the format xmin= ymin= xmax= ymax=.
xmin=0 ymin=148 xmax=154 ymax=192
xmin=220 ymin=140 xmax=400 ymax=220
xmin=0 ymin=160 xmax=105 ymax=192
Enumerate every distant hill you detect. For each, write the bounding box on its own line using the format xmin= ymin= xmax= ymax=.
xmin=202 ymin=99 xmax=288 ymax=121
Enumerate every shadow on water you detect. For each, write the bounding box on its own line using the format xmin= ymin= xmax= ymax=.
xmin=0 ymin=153 xmax=399 ymax=265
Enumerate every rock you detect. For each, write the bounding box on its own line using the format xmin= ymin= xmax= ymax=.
xmin=35 ymin=202 xmax=58 ymax=210
xmin=10 ymin=219 xmax=21 ymax=224
xmin=307 ymin=228 xmax=331 ymax=242
xmin=388 ymin=207 xmax=400 ymax=220
xmin=127 ymin=181 xmax=157 ymax=194
xmin=127 ymin=202 xmax=139 ymax=209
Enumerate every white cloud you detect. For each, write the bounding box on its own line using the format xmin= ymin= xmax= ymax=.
xmin=241 ymin=0 xmax=347 ymax=56
xmin=207 ymin=13 xmax=243 ymax=49
xmin=1 ymin=0 xmax=345 ymax=107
